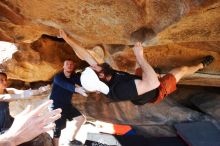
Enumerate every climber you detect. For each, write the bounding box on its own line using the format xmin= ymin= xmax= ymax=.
xmin=59 ymin=29 xmax=214 ymax=105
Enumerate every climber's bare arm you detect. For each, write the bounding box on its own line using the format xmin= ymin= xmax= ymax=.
xmin=59 ymin=29 xmax=97 ymax=66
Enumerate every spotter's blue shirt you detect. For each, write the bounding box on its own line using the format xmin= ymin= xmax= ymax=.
xmin=49 ymin=71 xmax=81 ymax=108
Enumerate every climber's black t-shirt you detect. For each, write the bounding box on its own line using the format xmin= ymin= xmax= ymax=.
xmin=105 ymin=70 xmax=158 ymax=105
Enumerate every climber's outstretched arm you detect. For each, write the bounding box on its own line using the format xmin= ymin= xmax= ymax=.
xmin=59 ymin=29 xmax=98 ymax=66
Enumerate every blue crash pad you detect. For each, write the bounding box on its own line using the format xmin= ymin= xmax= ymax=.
xmin=175 ymin=121 xmax=220 ymax=146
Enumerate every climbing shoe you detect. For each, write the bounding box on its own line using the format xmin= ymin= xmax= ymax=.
xmin=154 ymin=67 xmax=162 ymax=74
xmin=69 ymin=140 xmax=84 ymax=146
xmin=201 ymin=55 xmax=214 ymax=67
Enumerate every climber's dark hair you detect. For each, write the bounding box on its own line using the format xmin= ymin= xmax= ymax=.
xmin=98 ymin=63 xmax=114 ymax=76
xmin=0 ymin=72 xmax=7 ymax=78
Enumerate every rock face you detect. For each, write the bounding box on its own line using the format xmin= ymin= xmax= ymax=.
xmin=191 ymin=92 xmax=220 ymax=121
xmin=0 ymin=0 xmax=144 ymax=45
xmin=0 ymin=0 xmax=220 ymax=85
xmin=72 ymin=93 xmax=203 ymax=126
xmin=1 ymin=0 xmax=220 ymax=139
xmin=1 ymin=36 xmax=84 ymax=82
